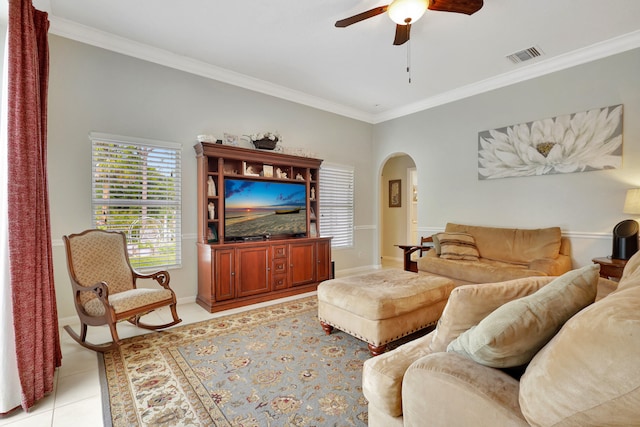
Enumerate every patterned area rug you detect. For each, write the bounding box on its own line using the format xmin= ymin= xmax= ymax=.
xmin=100 ymin=296 xmax=371 ymax=426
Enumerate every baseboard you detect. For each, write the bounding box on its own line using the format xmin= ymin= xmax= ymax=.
xmin=335 ymin=264 xmax=381 ymax=277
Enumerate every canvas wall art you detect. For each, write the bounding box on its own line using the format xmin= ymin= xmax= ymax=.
xmin=478 ymin=104 xmax=623 ymax=180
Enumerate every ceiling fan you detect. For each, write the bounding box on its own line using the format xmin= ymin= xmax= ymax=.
xmin=335 ymin=0 xmax=483 ymax=45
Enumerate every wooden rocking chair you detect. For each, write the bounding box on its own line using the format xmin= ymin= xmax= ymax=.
xmin=63 ymin=229 xmax=182 ymax=352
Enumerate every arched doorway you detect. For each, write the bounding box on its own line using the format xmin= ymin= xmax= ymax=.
xmin=380 ymin=153 xmax=418 ymax=268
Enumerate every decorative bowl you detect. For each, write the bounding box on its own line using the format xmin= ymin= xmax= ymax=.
xmin=252 ymin=138 xmax=278 ymax=150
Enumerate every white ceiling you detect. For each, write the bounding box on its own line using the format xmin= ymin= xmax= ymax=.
xmin=6 ymin=0 xmax=640 ymax=123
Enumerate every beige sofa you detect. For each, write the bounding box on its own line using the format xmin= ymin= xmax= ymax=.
xmin=362 ymin=254 xmax=640 ymax=426
xmin=418 ymin=223 xmax=572 ymax=285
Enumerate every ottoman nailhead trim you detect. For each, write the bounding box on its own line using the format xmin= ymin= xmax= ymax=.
xmin=318 ymin=317 xmax=437 ymax=347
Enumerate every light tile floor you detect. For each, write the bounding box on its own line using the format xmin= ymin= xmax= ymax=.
xmin=0 ymin=292 xmax=319 ymax=427
xmin=0 ymin=261 xmax=405 ymax=427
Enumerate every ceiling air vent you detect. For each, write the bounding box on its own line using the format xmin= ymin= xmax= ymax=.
xmin=506 ymin=46 xmax=543 ymax=64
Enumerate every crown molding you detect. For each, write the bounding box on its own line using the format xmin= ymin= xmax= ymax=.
xmin=48 ymin=17 xmax=375 ymax=124
xmin=48 ymin=16 xmax=640 ymax=125
xmin=373 ymin=30 xmax=640 ymax=123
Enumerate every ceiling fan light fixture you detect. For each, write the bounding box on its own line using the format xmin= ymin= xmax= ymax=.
xmin=387 ymin=0 xmax=428 ymax=25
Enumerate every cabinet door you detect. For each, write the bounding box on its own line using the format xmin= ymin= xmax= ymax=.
xmin=214 ymin=249 xmax=235 ymax=301
xmin=316 ymin=239 xmax=332 ymax=282
xmin=289 ymin=242 xmax=315 ymax=287
xmin=236 ymin=246 xmax=270 ymax=297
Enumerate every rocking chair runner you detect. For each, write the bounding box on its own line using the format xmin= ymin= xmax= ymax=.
xmin=63 ymin=229 xmax=182 ymax=352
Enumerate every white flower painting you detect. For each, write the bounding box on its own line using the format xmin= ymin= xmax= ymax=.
xmin=478 ymin=105 xmax=623 ymax=180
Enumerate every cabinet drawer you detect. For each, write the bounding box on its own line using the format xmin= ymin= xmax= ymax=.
xmin=272 ymin=245 xmax=288 ymax=258
xmin=273 ymin=259 xmax=288 ymax=274
xmin=272 ymin=274 xmax=289 ymax=290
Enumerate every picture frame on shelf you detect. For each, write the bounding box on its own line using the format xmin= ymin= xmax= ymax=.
xmin=310 ymin=222 xmax=317 ymax=237
xmin=389 ymin=179 xmax=401 ymax=208
xmin=223 ymin=133 xmax=239 ymax=146
xmin=263 ymin=164 xmax=274 ymax=177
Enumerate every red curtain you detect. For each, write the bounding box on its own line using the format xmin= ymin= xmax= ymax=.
xmin=7 ymin=0 xmax=61 ymax=410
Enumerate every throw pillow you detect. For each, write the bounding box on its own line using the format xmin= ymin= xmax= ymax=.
xmin=429 ymin=276 xmax=555 ymax=352
xmin=431 ymin=233 xmax=441 ymax=255
xmin=436 ymin=232 xmax=479 ymax=261
xmin=446 ymin=264 xmax=599 ymax=368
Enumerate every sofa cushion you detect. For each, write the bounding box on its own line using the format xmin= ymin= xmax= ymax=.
xmin=403 ymin=352 xmax=527 ymax=427
xmin=429 ymin=276 xmax=555 ymax=352
xmin=418 ymin=252 xmax=549 ymax=284
xmin=519 ymin=283 xmax=640 ymax=426
xmin=445 ymin=223 xmax=562 ymax=264
xmin=446 ymin=264 xmax=599 ymax=368
xmin=436 ymin=232 xmax=480 ymax=261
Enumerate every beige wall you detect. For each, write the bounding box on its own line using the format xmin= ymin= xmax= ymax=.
xmin=373 ymin=48 xmax=640 ymax=268
xmin=46 ymin=36 xmax=375 ymax=318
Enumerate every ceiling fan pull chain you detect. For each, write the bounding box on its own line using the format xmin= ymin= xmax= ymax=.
xmin=407 ymin=38 xmax=412 ymax=83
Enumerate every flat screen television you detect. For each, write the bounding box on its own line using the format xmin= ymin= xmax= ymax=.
xmin=224 ymin=177 xmax=307 ymax=240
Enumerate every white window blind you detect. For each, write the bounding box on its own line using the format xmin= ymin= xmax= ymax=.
xmin=91 ymin=133 xmax=182 ymax=270
xmin=319 ymin=163 xmax=354 ymax=248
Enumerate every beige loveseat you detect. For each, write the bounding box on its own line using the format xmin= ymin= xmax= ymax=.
xmin=363 ymin=255 xmax=640 ymax=426
xmin=418 ymin=223 xmax=572 ymax=285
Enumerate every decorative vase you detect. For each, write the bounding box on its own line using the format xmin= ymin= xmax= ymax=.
xmin=207 ymin=176 xmax=216 ymax=196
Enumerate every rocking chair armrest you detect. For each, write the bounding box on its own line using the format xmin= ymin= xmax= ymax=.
xmin=93 ymin=281 xmax=111 ymax=299
xmin=133 ymin=270 xmax=171 ymax=289
xmin=69 ymin=278 xmax=110 ymax=298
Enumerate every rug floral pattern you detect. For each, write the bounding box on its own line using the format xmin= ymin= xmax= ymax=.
xmin=102 ymin=297 xmax=369 ymax=426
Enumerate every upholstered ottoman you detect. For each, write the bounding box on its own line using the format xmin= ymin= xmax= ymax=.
xmin=318 ymin=269 xmax=455 ymax=355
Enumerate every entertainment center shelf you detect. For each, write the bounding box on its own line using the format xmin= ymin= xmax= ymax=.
xmin=194 ymin=142 xmax=331 ymax=312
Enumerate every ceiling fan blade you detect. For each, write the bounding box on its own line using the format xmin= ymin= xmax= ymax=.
xmin=393 ymin=23 xmax=411 ymax=46
xmin=427 ymin=0 xmax=483 ymax=15
xmin=335 ymin=6 xmax=389 ymax=27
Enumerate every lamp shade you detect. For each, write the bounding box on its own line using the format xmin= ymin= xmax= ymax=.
xmin=387 ymin=0 xmax=428 ymax=25
xmin=623 ymin=188 xmax=640 ymax=215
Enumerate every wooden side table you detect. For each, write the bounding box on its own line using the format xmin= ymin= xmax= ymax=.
xmin=396 ymin=244 xmax=432 ymax=272
xmin=592 ymin=257 xmax=627 ymax=280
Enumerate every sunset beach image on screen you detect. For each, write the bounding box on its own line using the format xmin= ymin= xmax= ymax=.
xmin=224 ymin=178 xmax=307 ymax=238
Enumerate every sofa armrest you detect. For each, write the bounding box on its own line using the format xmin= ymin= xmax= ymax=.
xmin=529 ymin=254 xmax=572 ymax=276
xmin=363 ymin=331 xmax=435 ymax=418
xmin=402 ymin=352 xmax=528 ymax=427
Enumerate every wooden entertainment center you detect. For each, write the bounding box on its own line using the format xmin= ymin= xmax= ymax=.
xmin=194 ymin=142 xmax=332 ymax=312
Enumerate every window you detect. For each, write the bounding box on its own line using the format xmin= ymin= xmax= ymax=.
xmin=91 ymin=133 xmax=182 ymax=269
xmin=319 ymin=163 xmax=354 ymax=248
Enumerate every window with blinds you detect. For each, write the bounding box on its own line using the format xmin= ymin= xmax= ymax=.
xmin=90 ymin=133 xmax=182 ymax=269
xmin=319 ymin=163 xmax=354 ymax=248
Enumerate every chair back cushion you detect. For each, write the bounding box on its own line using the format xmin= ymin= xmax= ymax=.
xmin=66 ymin=230 xmax=134 ymax=307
